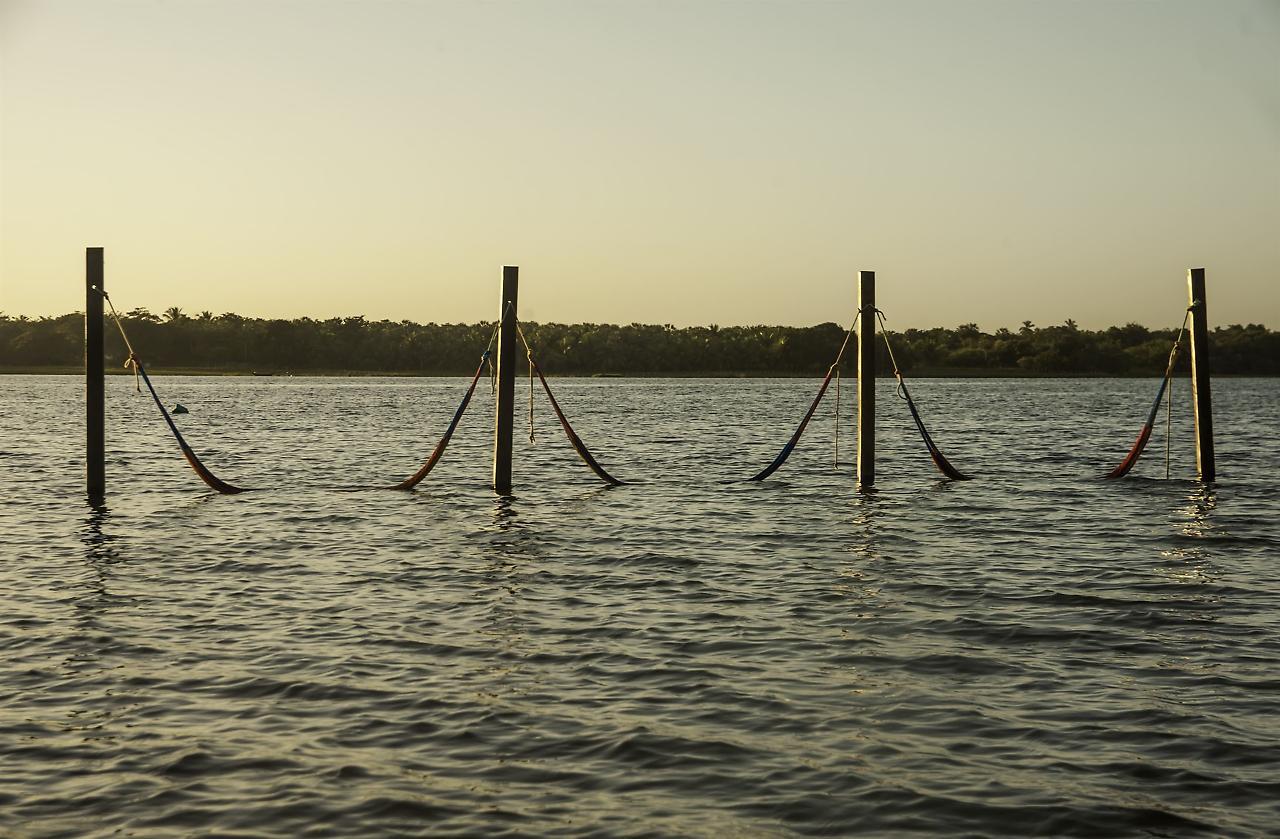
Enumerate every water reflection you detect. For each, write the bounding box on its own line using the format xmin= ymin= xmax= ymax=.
xmin=475 ymin=495 xmax=540 ymax=703
xmin=8 ymin=377 xmax=1279 ymax=837
xmin=1178 ymin=484 xmax=1218 ymax=539
xmin=832 ymin=491 xmax=885 ymax=611
xmin=490 ymin=494 xmax=518 ymax=532
xmin=79 ymin=502 xmax=119 ymax=607
xmin=847 ymin=490 xmax=880 ymax=561
xmin=1158 ymin=484 xmax=1220 ymax=587
xmin=65 ymin=506 xmax=122 ymax=684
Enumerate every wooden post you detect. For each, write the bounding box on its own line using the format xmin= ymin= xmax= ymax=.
xmin=1187 ymin=268 xmax=1215 ymax=482
xmin=86 ymin=247 xmax=105 ymax=501
xmin=492 ymin=266 xmax=519 ymax=494
xmin=857 ymin=270 xmax=875 ymax=488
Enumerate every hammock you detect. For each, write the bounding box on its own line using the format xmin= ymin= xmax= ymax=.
xmin=135 ymin=356 xmax=246 ymax=494
xmin=1105 ymin=310 xmax=1189 ymax=479
xmin=517 ymin=324 xmax=624 ymax=486
xmin=1104 ymin=377 xmax=1171 ymax=479
xmin=104 ymin=290 xmax=504 ymax=494
xmin=896 ymin=378 xmax=970 ymax=481
xmin=103 ymin=293 xmax=247 ymax=494
xmin=390 ymin=352 xmax=490 ymax=490
xmin=876 ymin=310 xmax=970 ymax=481
xmin=743 ymin=320 xmax=855 ymax=481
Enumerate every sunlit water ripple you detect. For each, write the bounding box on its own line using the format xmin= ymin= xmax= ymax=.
xmin=2 ymin=374 xmax=1278 ymax=837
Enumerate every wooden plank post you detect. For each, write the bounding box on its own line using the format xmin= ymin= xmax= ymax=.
xmin=492 ymin=266 xmax=519 ymax=494
xmin=1187 ymin=268 xmax=1215 ymax=482
xmin=857 ymin=270 xmax=875 ymax=489
xmin=86 ymin=247 xmax=105 ymax=502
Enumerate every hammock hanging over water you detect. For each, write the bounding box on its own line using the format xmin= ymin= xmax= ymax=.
xmin=103 ymin=292 xmax=246 ymax=494
xmin=104 ymin=290 xmax=509 ymax=494
xmin=390 ymin=350 xmax=491 ymax=490
xmin=392 ymin=315 xmax=503 ymax=489
xmin=742 ymin=308 xmax=970 ymax=483
xmin=1104 ymin=310 xmax=1190 ymax=480
xmin=876 ymin=310 xmax=971 ymax=482
xmin=517 ymin=324 xmax=624 ymax=486
xmin=742 ymin=319 xmax=855 ymax=482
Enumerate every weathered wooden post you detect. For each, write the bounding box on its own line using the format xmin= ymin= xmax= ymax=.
xmin=1187 ymin=268 xmax=1215 ymax=482
xmin=492 ymin=266 xmax=519 ymax=494
xmin=857 ymin=270 xmax=875 ymax=488
xmin=86 ymin=247 xmax=105 ymax=501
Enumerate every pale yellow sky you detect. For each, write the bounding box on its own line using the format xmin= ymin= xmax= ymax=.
xmin=1 ymin=0 xmax=1277 ymax=328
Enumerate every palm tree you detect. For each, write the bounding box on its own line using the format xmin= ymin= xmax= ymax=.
xmin=163 ymin=307 xmax=186 ymax=322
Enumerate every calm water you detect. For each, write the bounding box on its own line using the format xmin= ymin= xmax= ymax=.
xmin=2 ymin=374 xmax=1278 ymax=837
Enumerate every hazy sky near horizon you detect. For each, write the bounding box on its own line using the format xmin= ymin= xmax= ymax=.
xmin=1 ymin=0 xmax=1277 ymax=329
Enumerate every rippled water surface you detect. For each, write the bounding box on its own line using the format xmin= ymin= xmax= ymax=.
xmin=2 ymin=374 xmax=1278 ymax=837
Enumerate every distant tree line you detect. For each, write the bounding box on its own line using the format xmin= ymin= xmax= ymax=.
xmin=1 ymin=308 xmax=1276 ymax=375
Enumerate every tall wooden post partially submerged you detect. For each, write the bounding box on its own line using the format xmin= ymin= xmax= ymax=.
xmin=492 ymin=266 xmax=519 ymax=494
xmin=86 ymin=247 xmax=105 ymax=502
xmin=1187 ymin=268 xmax=1215 ymax=482
xmin=857 ymin=270 xmax=875 ymax=489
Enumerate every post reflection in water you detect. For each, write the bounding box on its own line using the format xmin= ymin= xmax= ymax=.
xmin=1159 ymin=483 xmax=1221 ymax=589
xmin=78 ymin=501 xmax=120 ymax=615
xmin=476 ymin=495 xmax=535 ymax=699
xmin=1179 ymin=483 xmax=1219 ymax=539
xmin=846 ymin=487 xmax=882 ymax=559
xmin=65 ymin=502 xmax=139 ymax=744
xmin=835 ymin=490 xmax=883 ymax=606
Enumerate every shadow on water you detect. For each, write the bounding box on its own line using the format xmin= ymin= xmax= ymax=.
xmin=559 ymin=484 xmax=620 ymax=515
xmin=169 ymin=491 xmax=228 ymax=514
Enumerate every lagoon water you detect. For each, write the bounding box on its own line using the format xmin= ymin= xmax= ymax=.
xmin=1 ymin=374 xmax=1278 ymax=837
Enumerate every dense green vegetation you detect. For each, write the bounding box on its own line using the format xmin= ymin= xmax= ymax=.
xmin=2 ymin=309 xmax=1276 ymax=375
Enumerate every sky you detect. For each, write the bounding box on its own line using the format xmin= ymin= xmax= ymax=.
xmin=1 ymin=0 xmax=1276 ymax=329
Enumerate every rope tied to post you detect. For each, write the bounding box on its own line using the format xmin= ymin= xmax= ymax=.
xmin=96 ymin=290 xmax=142 ymax=392
xmin=98 ymin=290 xmax=246 ymax=494
xmin=742 ymin=315 xmax=857 ymax=482
xmin=514 ymin=322 xmax=624 ymax=486
xmin=1105 ymin=308 xmax=1191 ymax=480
